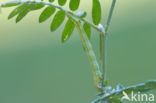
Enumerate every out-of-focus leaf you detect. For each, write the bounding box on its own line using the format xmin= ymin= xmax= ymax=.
xmin=62 ymin=19 xmax=75 ymax=42
xmin=39 ymin=6 xmax=56 ymax=23
xmin=69 ymin=0 xmax=80 ymax=11
xmin=51 ymin=10 xmax=65 ymax=31
xmin=92 ymin=0 xmax=101 ymax=25
xmin=15 ymin=3 xmax=44 ymax=23
xmin=16 ymin=4 xmax=33 ymax=23
xmin=1 ymin=1 xmax=20 ymax=7
xmin=49 ymin=0 xmax=54 ymax=2
xmin=83 ymin=23 xmax=91 ymax=39
xmin=8 ymin=4 xmax=28 ymax=20
xmin=31 ymin=3 xmax=44 ymax=10
xmin=58 ymin=0 xmax=67 ymax=6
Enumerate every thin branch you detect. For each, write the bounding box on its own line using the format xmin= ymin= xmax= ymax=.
xmin=1 ymin=0 xmax=101 ymax=32
xmin=105 ymin=0 xmax=116 ymax=33
xmin=92 ymin=80 xmax=156 ymax=103
xmin=100 ymin=0 xmax=117 ymax=86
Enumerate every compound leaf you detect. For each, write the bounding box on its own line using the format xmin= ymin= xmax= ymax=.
xmin=62 ymin=19 xmax=75 ymax=42
xmin=51 ymin=10 xmax=66 ymax=31
xmin=69 ymin=0 xmax=80 ymax=11
xmin=83 ymin=23 xmax=91 ymax=40
xmin=92 ymin=0 xmax=101 ymax=25
xmin=58 ymin=0 xmax=67 ymax=6
xmin=39 ymin=6 xmax=56 ymax=23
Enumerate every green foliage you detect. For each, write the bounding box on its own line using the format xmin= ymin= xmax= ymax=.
xmin=50 ymin=10 xmax=66 ymax=31
xmin=16 ymin=3 xmax=34 ymax=23
xmin=39 ymin=6 xmax=56 ymax=23
xmin=92 ymin=0 xmax=101 ymax=25
xmin=1 ymin=0 xmax=98 ymax=42
xmin=31 ymin=3 xmax=44 ymax=10
xmin=1 ymin=1 xmax=156 ymax=103
xmin=7 ymin=3 xmax=44 ymax=22
xmin=49 ymin=0 xmax=54 ymax=2
xmin=16 ymin=3 xmax=44 ymax=23
xmin=62 ymin=19 xmax=75 ymax=42
xmin=8 ymin=4 xmax=28 ymax=19
xmin=69 ymin=0 xmax=80 ymax=11
xmin=1 ymin=1 xmax=20 ymax=7
xmin=58 ymin=0 xmax=67 ymax=6
xmin=83 ymin=23 xmax=91 ymax=39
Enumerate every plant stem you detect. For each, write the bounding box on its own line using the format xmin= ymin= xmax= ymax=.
xmin=105 ymin=0 xmax=116 ymax=33
xmin=1 ymin=0 xmax=101 ymax=32
xmin=100 ymin=33 xmax=106 ymax=86
xmin=100 ymin=0 xmax=117 ymax=86
xmin=75 ymin=21 xmax=103 ymax=92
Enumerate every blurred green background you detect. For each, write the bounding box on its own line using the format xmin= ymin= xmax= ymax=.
xmin=0 ymin=0 xmax=156 ymax=103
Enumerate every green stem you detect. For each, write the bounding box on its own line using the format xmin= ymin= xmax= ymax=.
xmin=100 ymin=0 xmax=117 ymax=86
xmin=100 ymin=33 xmax=106 ymax=86
xmin=75 ymin=21 xmax=103 ymax=92
xmin=105 ymin=0 xmax=116 ymax=33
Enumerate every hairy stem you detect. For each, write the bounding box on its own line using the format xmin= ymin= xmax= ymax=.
xmin=75 ymin=21 xmax=103 ymax=92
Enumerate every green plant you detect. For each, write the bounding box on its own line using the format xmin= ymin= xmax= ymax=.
xmin=1 ymin=0 xmax=156 ymax=103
